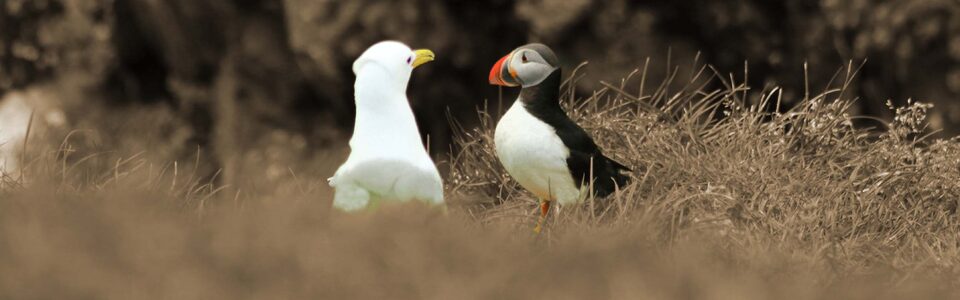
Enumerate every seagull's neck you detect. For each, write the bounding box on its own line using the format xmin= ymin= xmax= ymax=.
xmin=353 ymin=93 xmax=417 ymax=132
xmin=350 ymin=66 xmax=424 ymax=152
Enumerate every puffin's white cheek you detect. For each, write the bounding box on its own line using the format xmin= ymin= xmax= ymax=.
xmin=523 ymin=64 xmax=555 ymax=86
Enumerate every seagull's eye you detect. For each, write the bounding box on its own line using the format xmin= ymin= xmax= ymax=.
xmin=407 ymin=56 xmax=412 ymax=64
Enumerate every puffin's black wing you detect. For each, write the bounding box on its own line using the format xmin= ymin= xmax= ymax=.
xmin=520 ymin=70 xmax=631 ymax=197
xmin=558 ymin=126 xmax=631 ymax=197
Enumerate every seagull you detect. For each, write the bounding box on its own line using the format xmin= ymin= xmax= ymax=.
xmin=0 ymin=95 xmax=32 ymax=175
xmin=328 ymin=41 xmax=443 ymax=211
xmin=489 ymin=43 xmax=630 ymax=232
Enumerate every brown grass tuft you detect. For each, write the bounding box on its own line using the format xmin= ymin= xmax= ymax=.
xmin=2 ymin=60 xmax=960 ymax=298
xmin=449 ymin=60 xmax=960 ymax=291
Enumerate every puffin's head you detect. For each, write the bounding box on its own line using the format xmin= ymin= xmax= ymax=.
xmin=352 ymin=41 xmax=435 ymax=78
xmin=489 ymin=43 xmax=559 ymax=88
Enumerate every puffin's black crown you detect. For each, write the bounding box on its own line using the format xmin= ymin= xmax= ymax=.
xmin=517 ymin=43 xmax=559 ymax=67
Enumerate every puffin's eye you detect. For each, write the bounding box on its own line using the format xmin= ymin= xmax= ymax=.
xmin=521 ymin=53 xmax=528 ymax=63
xmin=407 ymin=56 xmax=412 ymax=64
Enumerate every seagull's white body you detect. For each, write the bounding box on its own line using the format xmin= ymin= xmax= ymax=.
xmin=495 ymin=101 xmax=582 ymax=205
xmin=0 ymin=95 xmax=32 ymax=174
xmin=328 ymin=41 xmax=443 ymax=211
xmin=0 ymin=89 xmax=65 ymax=176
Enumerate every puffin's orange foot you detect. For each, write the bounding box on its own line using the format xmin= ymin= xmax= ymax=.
xmin=533 ymin=199 xmax=551 ymax=234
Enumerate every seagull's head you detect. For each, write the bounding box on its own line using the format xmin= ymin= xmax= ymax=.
xmin=488 ymin=43 xmax=559 ymax=88
xmin=352 ymin=41 xmax=435 ymax=83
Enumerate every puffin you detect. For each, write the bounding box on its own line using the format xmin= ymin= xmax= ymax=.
xmin=328 ymin=41 xmax=443 ymax=211
xmin=489 ymin=43 xmax=630 ymax=232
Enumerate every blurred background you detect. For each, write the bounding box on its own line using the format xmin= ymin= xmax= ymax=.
xmin=2 ymin=0 xmax=959 ymax=185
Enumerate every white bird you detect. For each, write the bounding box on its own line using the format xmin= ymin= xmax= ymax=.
xmin=328 ymin=41 xmax=443 ymax=211
xmin=0 ymin=89 xmax=65 ymax=177
xmin=0 ymin=95 xmax=32 ymax=175
xmin=489 ymin=43 xmax=630 ymax=232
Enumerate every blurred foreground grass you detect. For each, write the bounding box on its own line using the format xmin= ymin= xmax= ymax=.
xmin=2 ymin=61 xmax=960 ymax=299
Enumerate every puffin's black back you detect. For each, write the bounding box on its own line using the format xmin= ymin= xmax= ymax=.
xmin=520 ymin=69 xmax=631 ymax=197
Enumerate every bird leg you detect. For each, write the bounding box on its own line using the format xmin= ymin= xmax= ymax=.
xmin=533 ymin=199 xmax=551 ymax=234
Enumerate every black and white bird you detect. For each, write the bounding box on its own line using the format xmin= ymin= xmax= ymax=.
xmin=489 ymin=43 xmax=630 ymax=232
xmin=328 ymin=41 xmax=443 ymax=211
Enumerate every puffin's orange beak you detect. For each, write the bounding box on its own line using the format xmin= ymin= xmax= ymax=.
xmin=489 ymin=54 xmax=519 ymax=87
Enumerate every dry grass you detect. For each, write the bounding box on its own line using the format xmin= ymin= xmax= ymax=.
xmin=2 ymin=60 xmax=960 ymax=299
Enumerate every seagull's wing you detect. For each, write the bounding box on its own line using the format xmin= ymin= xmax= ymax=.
xmin=331 ymin=158 xmax=443 ymax=208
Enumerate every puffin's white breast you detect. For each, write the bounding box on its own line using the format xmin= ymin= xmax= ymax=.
xmin=494 ymin=101 xmax=581 ymax=204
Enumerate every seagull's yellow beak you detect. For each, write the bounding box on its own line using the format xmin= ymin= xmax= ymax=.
xmin=412 ymin=49 xmax=435 ymax=69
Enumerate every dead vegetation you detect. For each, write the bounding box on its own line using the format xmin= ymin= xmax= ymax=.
xmin=2 ymin=60 xmax=960 ymax=299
